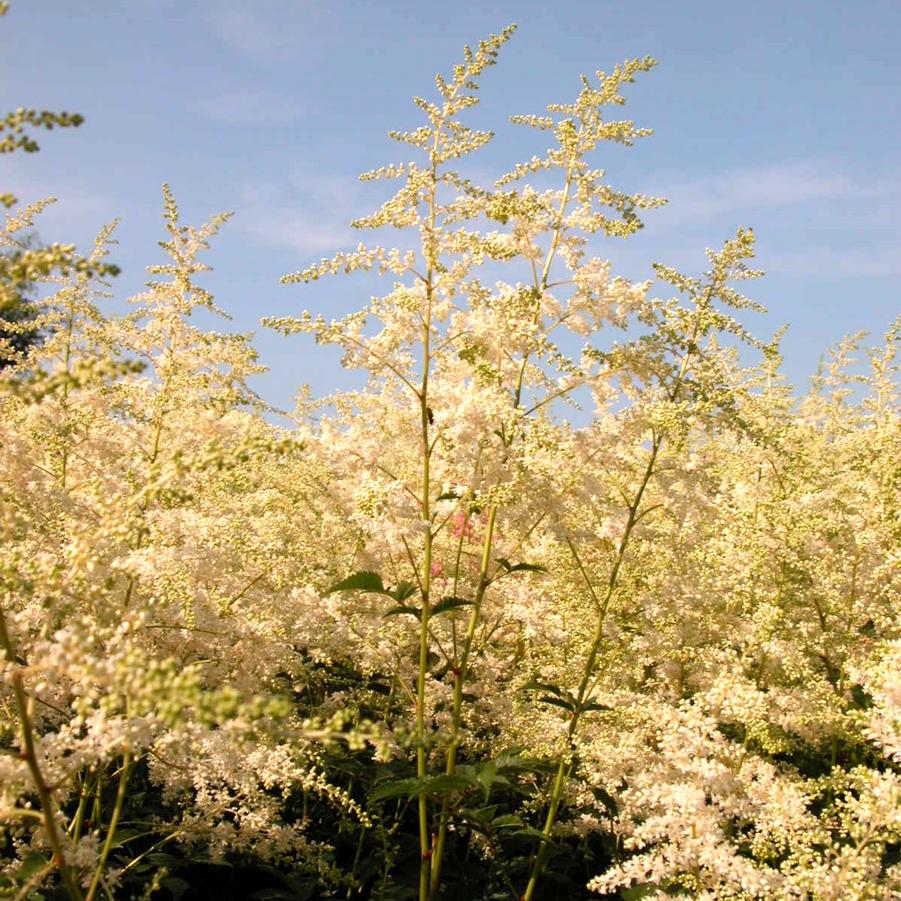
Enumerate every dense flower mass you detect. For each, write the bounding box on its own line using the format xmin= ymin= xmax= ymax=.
xmin=1 ymin=22 xmax=899 ymax=901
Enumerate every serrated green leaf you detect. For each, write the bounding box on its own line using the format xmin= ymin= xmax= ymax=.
xmin=12 ymin=854 xmax=48 ymax=882
xmin=161 ymin=877 xmax=192 ymax=901
xmin=506 ymin=826 xmax=553 ymax=844
xmin=431 ymin=596 xmax=475 ymax=616
xmin=580 ymin=700 xmax=613 ymax=713
xmin=472 ymin=760 xmax=511 ymax=801
xmin=422 ymin=773 xmax=476 ymax=795
xmin=326 ymin=571 xmax=386 ymax=595
xmin=494 ymin=750 xmax=556 ymax=774
xmin=383 ymin=604 xmax=422 ymax=619
xmin=461 ymin=804 xmax=497 ymax=827
xmin=369 ymin=773 xmax=475 ymax=802
xmin=476 ymin=761 xmax=497 ymax=784
xmin=491 ymin=813 xmax=524 ymax=828
xmin=496 ymin=558 xmax=547 ymax=574
xmin=108 ymin=827 xmax=145 ymax=849
xmin=369 ymin=776 xmax=422 ymax=802
xmin=539 ymin=694 xmax=576 ymax=711
xmin=389 ymin=580 xmax=418 ymax=602
xmin=377 ymin=886 xmax=418 ymax=900
xmin=522 ymin=680 xmax=564 ymax=696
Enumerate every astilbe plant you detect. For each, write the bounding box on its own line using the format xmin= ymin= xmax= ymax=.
xmin=0 ymin=191 xmax=374 ymax=900
xmin=0 ymin=23 xmax=898 ymax=901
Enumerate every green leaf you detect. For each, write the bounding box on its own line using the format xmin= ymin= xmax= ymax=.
xmin=505 ymin=826 xmax=554 ymax=844
xmin=160 ymin=878 xmax=192 ymax=901
xmin=522 ymin=680 xmax=564 ymax=696
xmin=491 ymin=813 xmax=524 ymax=828
xmin=497 ymin=558 xmax=547 ymax=574
xmin=473 ymin=760 xmax=511 ymax=800
xmin=377 ymin=887 xmax=418 ymax=900
xmin=383 ymin=604 xmax=422 ymax=619
xmin=580 ymin=700 xmax=613 ymax=713
xmin=369 ymin=776 xmax=422 ymax=802
xmin=422 ymin=773 xmax=476 ymax=795
xmin=326 ymin=571 xmax=386 ymax=595
xmin=328 ymin=572 xmax=420 ymax=605
xmin=369 ymin=773 xmax=475 ymax=802
xmin=524 ymin=681 xmax=581 ymax=712
xmin=460 ymin=804 xmax=498 ymax=828
xmin=849 ymin=684 xmax=874 ymax=710
xmin=12 ymin=854 xmax=48 ymax=882
xmin=494 ymin=749 xmax=556 ymax=775
xmin=431 ymin=596 xmax=475 ymax=616
xmin=539 ymin=695 xmax=576 ymax=712
xmin=475 ymin=761 xmax=497 ymax=784
xmin=389 ymin=580 xmax=418 ymax=602
xmin=108 ymin=827 xmax=145 ymax=849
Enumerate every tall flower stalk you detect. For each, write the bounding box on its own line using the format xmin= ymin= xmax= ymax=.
xmin=271 ymin=30 xmax=668 ymax=900
xmin=522 ymin=228 xmax=766 ymax=898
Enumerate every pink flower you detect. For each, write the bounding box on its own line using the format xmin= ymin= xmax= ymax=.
xmin=452 ymin=512 xmax=475 ymax=540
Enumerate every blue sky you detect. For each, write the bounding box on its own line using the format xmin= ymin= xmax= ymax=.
xmin=3 ymin=0 xmax=899 ymax=414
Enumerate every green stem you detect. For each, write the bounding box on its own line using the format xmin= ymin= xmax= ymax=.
xmin=0 ymin=607 xmax=84 ymax=900
xmin=84 ymin=752 xmax=132 ymax=901
xmin=512 ymin=129 xmax=580 ymax=413
xmin=69 ymin=770 xmax=93 ymax=845
xmin=346 ymin=824 xmax=368 ymax=899
xmin=416 ymin=125 xmax=441 ymax=901
xmin=521 ymin=301 xmax=708 ymax=899
xmin=522 ymin=436 xmax=663 ymax=901
xmin=59 ymin=302 xmax=75 ymax=488
xmin=416 ymin=270 xmax=434 ymax=901
xmin=429 ymin=504 xmax=498 ymax=897
xmin=430 ymin=130 xmax=582 ymax=900
xmin=117 ymin=829 xmax=184 ymax=878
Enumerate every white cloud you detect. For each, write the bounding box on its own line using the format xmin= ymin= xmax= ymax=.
xmin=654 ymin=159 xmax=860 ymax=222
xmin=765 ymin=244 xmax=901 ymax=279
xmin=242 ymin=207 xmax=356 ymax=255
xmin=204 ymin=3 xmax=294 ymax=62
xmin=234 ymin=174 xmax=365 ymax=254
xmin=230 ymin=158 xmax=901 ymax=279
xmin=634 ymin=159 xmax=901 ymax=280
xmin=3 ymin=163 xmax=118 ymax=245
xmin=195 ymin=89 xmax=304 ymax=127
